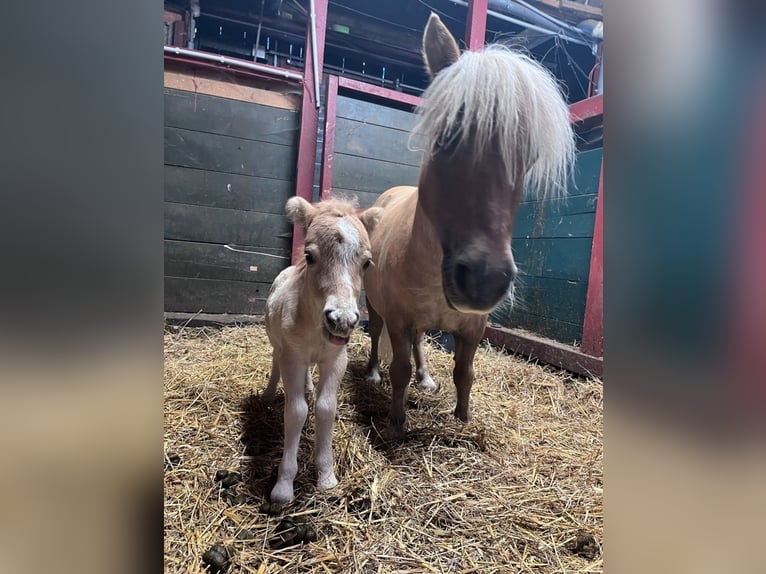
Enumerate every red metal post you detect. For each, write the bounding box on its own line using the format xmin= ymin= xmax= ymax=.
xmin=320 ymin=74 xmax=339 ymax=201
xmin=580 ymin=162 xmax=604 ymax=357
xmin=291 ymin=0 xmax=329 ymax=265
xmin=569 ymin=93 xmax=603 ymax=123
xmin=465 ymin=0 xmax=489 ymax=51
xmin=337 ymin=76 xmax=422 ymax=108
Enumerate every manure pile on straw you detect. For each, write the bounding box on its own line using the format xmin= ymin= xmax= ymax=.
xmin=164 ymin=324 xmax=602 ymax=573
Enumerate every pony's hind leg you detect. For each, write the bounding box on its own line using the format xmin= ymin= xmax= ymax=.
xmin=388 ymin=327 xmax=414 ymax=439
xmin=452 ymin=326 xmax=483 ymax=422
xmin=364 ymin=299 xmax=383 ymax=385
xmin=262 ymin=351 xmax=280 ymax=403
xmin=413 ymin=332 xmax=437 ymax=391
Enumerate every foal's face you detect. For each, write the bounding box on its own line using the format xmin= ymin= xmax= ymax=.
xmin=420 ymin=146 xmax=519 ymax=314
xmin=288 ymin=198 xmax=379 ymax=346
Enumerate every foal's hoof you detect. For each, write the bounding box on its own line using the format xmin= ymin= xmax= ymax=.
xmin=316 ymin=472 xmax=338 ymax=491
xmin=387 ymin=419 xmax=406 ymax=441
xmin=270 ymin=481 xmax=294 ymax=505
xmin=417 ymin=375 xmax=438 ymax=392
xmin=454 ymin=406 xmax=471 ymax=423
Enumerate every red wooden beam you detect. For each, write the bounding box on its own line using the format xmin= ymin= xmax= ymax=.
xmin=320 ymin=75 xmax=339 ymax=201
xmin=484 ymin=325 xmax=603 ymax=378
xmin=580 ymin=161 xmax=604 ymax=357
xmin=465 ymin=0 xmax=489 ymax=51
xmin=291 ymin=0 xmax=329 ymax=265
xmin=569 ymin=93 xmax=603 ymax=123
xmin=337 ymin=76 xmax=422 ymax=108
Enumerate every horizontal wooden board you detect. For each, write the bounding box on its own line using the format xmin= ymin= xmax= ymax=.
xmin=165 ymin=89 xmax=300 ymax=145
xmin=164 ymin=240 xmax=290 ymax=284
xmin=332 ymin=153 xmax=420 ymax=194
xmin=165 ymin=276 xmax=269 ymax=314
xmin=512 ymin=237 xmax=593 ymax=282
xmin=490 ymin=276 xmax=588 ymax=326
xmin=507 ymin=308 xmax=583 ymax=345
xmin=165 ymin=126 xmax=297 ymax=180
xmin=520 ymin=146 xmax=603 ymax=203
xmin=336 ymin=95 xmax=418 ymax=131
xmin=164 ymin=165 xmax=294 ymax=214
xmin=164 ymin=203 xmax=293 ymax=249
xmin=334 ymin=118 xmax=422 ymax=168
xmin=330 ymin=187 xmax=383 ymax=209
xmin=164 ymin=68 xmax=301 ymax=110
xmin=514 ymin=209 xmax=596 ymax=239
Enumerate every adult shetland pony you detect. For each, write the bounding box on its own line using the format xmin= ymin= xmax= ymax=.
xmin=364 ymin=14 xmax=575 ymax=438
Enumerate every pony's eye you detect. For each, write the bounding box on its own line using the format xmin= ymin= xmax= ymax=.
xmin=305 ymin=251 xmax=316 ymax=265
xmin=363 ymin=259 xmax=371 ymax=270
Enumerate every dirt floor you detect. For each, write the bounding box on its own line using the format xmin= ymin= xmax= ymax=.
xmin=164 ymin=324 xmax=603 ymax=573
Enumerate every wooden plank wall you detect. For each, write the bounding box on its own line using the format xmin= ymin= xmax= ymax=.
xmin=164 ymin=70 xmax=300 ymax=314
xmin=490 ymin=147 xmax=603 ymax=345
xmin=331 ymin=95 xmax=421 ymax=207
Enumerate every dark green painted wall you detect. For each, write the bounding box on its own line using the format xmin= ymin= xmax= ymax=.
xmin=163 ymin=88 xmax=298 ymax=314
xmin=490 ymin=146 xmax=603 ymax=344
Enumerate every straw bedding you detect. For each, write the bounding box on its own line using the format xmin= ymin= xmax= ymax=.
xmin=164 ymin=323 xmax=602 ymax=573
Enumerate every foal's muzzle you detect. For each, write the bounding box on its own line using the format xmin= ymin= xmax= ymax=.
xmin=443 ymin=255 xmax=516 ymax=314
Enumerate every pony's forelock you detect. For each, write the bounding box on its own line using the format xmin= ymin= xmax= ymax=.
xmin=410 ymin=45 xmax=576 ymax=199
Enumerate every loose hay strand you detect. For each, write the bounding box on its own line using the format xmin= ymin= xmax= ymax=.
xmin=165 ymin=324 xmax=602 ymax=573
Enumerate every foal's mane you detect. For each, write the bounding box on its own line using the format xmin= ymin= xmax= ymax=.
xmin=411 ymin=45 xmax=575 ymax=199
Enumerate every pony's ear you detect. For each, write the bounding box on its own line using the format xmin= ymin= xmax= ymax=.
xmin=422 ymin=13 xmax=460 ymax=80
xmin=285 ymin=196 xmax=316 ymax=234
xmin=359 ymin=206 xmax=384 ymax=234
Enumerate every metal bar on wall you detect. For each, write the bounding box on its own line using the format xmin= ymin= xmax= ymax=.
xmin=465 ymin=0 xmax=489 ymax=51
xmin=163 ymin=46 xmax=303 ymax=81
xmin=580 ymin=162 xmax=604 ymax=357
xmin=291 ymin=0 xmax=329 ymax=265
xmin=569 ymin=93 xmax=603 ymax=122
xmin=320 ymin=75 xmax=339 ymax=201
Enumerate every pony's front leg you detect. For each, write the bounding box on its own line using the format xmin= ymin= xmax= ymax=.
xmin=314 ymin=350 xmax=347 ymax=491
xmin=271 ymin=354 xmax=309 ymax=504
xmin=453 ymin=327 xmax=482 ymax=422
xmin=364 ymin=299 xmax=383 ymax=385
xmin=388 ymin=328 xmax=414 ymax=439
xmin=413 ymin=332 xmax=437 ymax=391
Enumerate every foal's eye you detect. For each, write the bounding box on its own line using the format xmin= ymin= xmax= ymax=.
xmin=304 ymin=251 xmax=316 ymax=265
xmin=363 ymin=259 xmax=371 ymax=270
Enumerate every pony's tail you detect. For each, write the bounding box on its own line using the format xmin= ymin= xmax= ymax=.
xmin=378 ymin=323 xmax=394 ymax=364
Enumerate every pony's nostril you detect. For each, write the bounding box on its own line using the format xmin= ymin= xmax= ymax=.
xmin=324 ymin=309 xmax=335 ymax=325
xmin=454 ymin=262 xmax=471 ymax=294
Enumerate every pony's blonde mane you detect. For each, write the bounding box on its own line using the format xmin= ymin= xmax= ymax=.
xmin=411 ymin=45 xmax=575 ymax=198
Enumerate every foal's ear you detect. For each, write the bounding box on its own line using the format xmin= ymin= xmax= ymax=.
xmin=422 ymin=13 xmax=460 ymax=80
xmin=359 ymin=206 xmax=384 ymax=234
xmin=285 ymin=196 xmax=316 ymax=233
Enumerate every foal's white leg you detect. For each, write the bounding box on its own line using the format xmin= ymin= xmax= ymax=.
xmin=271 ymin=354 xmax=309 ymax=504
xmin=262 ymin=351 xmax=280 ymax=403
xmin=304 ymin=367 xmax=314 ymax=395
xmin=314 ymin=351 xmax=346 ymax=491
xmin=413 ymin=333 xmax=437 ymax=391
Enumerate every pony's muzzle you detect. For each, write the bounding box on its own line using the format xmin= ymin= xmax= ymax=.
xmin=448 ymin=257 xmax=516 ymax=313
xmin=323 ymin=307 xmax=360 ymax=337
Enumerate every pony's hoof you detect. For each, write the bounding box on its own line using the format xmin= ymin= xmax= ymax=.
xmin=454 ymin=406 xmax=471 ymax=423
xmin=387 ymin=419 xmax=406 ymax=441
xmin=270 ymin=481 xmax=294 ymax=505
xmin=316 ymin=472 xmax=338 ymax=491
xmin=261 ymin=388 xmax=277 ymax=404
xmin=417 ymin=375 xmax=438 ymax=392
xmin=365 ymin=370 xmax=382 ymax=385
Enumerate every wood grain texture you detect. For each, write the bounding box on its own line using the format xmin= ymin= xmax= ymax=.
xmin=336 ymin=95 xmax=419 ymax=131
xmin=164 ymin=165 xmax=293 ymax=214
xmin=164 ymin=240 xmax=289 ymax=284
xmin=334 ymin=117 xmax=422 ymax=167
xmin=164 ymin=89 xmax=300 ymax=145
xmin=164 ymin=203 xmax=293 ymax=249
xmin=332 ymin=153 xmax=420 ymax=194
xmin=164 ymin=126 xmax=297 ymax=180
xmin=163 ymin=68 xmax=301 ymax=110
xmin=164 ymin=276 xmax=270 ymax=314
